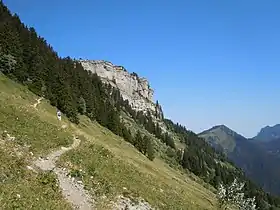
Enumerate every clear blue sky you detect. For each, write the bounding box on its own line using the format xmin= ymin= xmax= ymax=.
xmin=4 ymin=0 xmax=280 ymax=137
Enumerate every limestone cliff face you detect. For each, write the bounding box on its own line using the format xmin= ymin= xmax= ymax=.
xmin=79 ymin=60 xmax=163 ymax=119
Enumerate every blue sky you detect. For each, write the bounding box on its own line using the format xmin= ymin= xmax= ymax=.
xmin=4 ymin=0 xmax=280 ymax=137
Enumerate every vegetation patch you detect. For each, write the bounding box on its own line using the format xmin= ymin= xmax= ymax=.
xmin=0 ymin=75 xmax=72 ymax=156
xmin=58 ymin=119 xmax=218 ymax=210
xmin=0 ymin=135 xmax=72 ymax=209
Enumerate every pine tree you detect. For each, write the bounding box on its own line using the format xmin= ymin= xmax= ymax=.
xmin=182 ymin=148 xmax=189 ymax=169
xmin=147 ymin=138 xmax=155 ymax=161
xmin=176 ymin=149 xmax=184 ymax=164
xmin=78 ymin=96 xmax=86 ymax=114
xmin=134 ymin=130 xmax=143 ymax=152
xmin=0 ymin=53 xmax=16 ymax=74
xmin=106 ymin=106 xmax=121 ymax=135
xmin=142 ymin=135 xmax=150 ymax=155
xmin=155 ymin=123 xmax=162 ymax=139
xmin=122 ymin=126 xmax=133 ymax=144
xmin=163 ymin=132 xmax=175 ymax=149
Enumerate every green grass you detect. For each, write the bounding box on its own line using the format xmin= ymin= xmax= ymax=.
xmin=0 ymin=73 xmax=220 ymax=209
xmin=0 ymin=74 xmax=72 ymax=156
xmin=0 ymin=74 xmax=72 ymax=209
xmin=0 ymin=139 xmax=72 ymax=209
xmin=59 ymin=116 xmax=218 ymax=210
xmin=121 ymin=111 xmax=180 ymax=164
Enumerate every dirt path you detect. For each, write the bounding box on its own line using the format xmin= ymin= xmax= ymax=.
xmin=34 ymin=136 xmax=80 ymax=171
xmin=33 ymin=136 xmax=94 ymax=210
xmin=33 ymin=97 xmax=43 ymax=109
xmin=31 ymin=97 xmax=94 ymax=209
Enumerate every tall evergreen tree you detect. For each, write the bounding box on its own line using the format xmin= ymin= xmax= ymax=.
xmin=134 ymin=130 xmax=143 ymax=152
xmin=78 ymin=96 xmax=86 ymax=114
xmin=142 ymin=135 xmax=150 ymax=155
xmin=147 ymin=138 xmax=155 ymax=161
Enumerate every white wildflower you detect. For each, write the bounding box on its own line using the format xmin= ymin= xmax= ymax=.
xmin=217 ymin=178 xmax=257 ymax=210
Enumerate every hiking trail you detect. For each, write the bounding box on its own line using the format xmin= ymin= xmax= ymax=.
xmin=31 ymin=98 xmax=94 ymax=209
xmin=33 ymin=135 xmax=93 ymax=210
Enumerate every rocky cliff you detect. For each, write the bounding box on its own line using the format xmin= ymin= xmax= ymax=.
xmin=79 ymin=60 xmax=163 ymax=119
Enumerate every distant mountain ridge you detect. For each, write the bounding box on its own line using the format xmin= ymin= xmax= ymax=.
xmin=253 ymin=124 xmax=280 ymax=142
xmin=199 ymin=124 xmax=247 ymax=154
xmin=199 ymin=124 xmax=280 ymax=195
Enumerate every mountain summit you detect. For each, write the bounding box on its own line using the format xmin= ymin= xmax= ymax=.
xmin=199 ymin=124 xmax=246 ymax=153
xmin=200 ymin=124 xmax=280 ymax=195
xmin=253 ymin=124 xmax=280 ymax=142
xmin=79 ymin=60 xmax=164 ymax=121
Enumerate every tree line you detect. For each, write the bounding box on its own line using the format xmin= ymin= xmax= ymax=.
xmin=1 ymin=2 xmax=280 ymax=209
xmin=164 ymin=119 xmax=280 ymax=209
xmin=0 ymin=2 xmax=155 ymax=161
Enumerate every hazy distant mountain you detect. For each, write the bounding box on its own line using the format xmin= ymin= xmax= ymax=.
xmin=253 ymin=124 xmax=280 ymax=142
xmin=199 ymin=124 xmax=247 ymax=154
xmin=199 ymin=125 xmax=280 ymax=195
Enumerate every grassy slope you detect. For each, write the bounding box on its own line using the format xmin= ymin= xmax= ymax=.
xmin=0 ymin=74 xmax=72 ymax=209
xmin=0 ymin=74 xmax=219 ymax=209
xmin=121 ymin=111 xmax=186 ymax=167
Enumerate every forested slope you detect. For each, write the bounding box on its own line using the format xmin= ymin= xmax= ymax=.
xmin=1 ymin=2 xmax=280 ymax=209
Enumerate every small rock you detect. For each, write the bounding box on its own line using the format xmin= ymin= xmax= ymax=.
xmin=77 ymin=180 xmax=83 ymax=184
xmin=30 ymin=152 xmax=34 ymax=156
xmin=90 ymin=176 xmax=93 ymax=179
xmin=27 ymin=166 xmax=33 ymax=170
xmin=16 ymin=194 xmax=21 ymax=198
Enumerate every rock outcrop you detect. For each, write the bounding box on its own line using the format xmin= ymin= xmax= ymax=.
xmin=79 ymin=60 xmax=163 ymax=119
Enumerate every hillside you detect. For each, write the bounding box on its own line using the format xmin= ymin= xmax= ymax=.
xmin=199 ymin=125 xmax=246 ymax=154
xmin=199 ymin=125 xmax=280 ymax=196
xmin=0 ymin=73 xmax=220 ymax=209
xmin=257 ymin=138 xmax=280 ymax=158
xmin=1 ymin=1 xmax=280 ymax=209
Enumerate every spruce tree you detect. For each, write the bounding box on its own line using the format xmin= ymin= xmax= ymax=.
xmin=142 ymin=135 xmax=149 ymax=155
xmin=78 ymin=96 xmax=86 ymax=114
xmin=134 ymin=130 xmax=143 ymax=152
xmin=122 ymin=126 xmax=133 ymax=144
xmin=147 ymin=138 xmax=155 ymax=161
